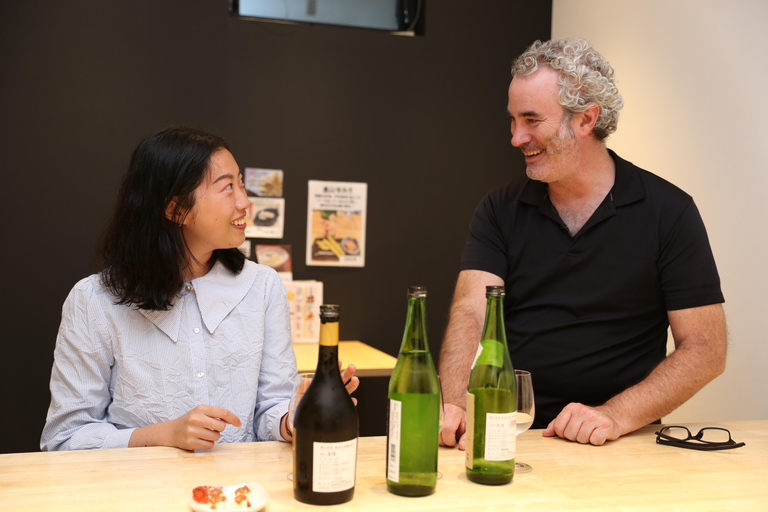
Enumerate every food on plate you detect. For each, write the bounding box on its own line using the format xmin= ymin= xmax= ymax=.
xmin=253 ymin=208 xmax=279 ymax=226
xmin=245 ymin=170 xmax=282 ymax=197
xmin=255 ymin=246 xmax=289 ymax=267
xmin=342 ymin=237 xmax=359 ymax=255
xmin=256 ymin=171 xmax=282 ymax=197
xmin=191 ymin=483 xmax=267 ymax=511
xmin=316 ymin=236 xmax=345 ymax=257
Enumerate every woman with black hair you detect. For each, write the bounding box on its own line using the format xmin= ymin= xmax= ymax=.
xmin=41 ymin=127 xmax=358 ymax=451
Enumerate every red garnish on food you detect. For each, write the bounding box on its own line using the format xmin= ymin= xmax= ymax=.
xmin=234 ymin=494 xmax=251 ymax=506
xmin=193 ymin=484 xmax=254 ymax=510
xmin=192 ymin=486 xmax=210 ymax=504
xmin=234 ymin=485 xmax=251 ymax=507
xmin=207 ymin=487 xmax=226 ymax=509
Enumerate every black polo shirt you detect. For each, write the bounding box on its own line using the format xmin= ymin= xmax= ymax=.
xmin=460 ymin=150 xmax=724 ymax=427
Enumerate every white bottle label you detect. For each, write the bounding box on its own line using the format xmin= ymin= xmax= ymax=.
xmin=312 ymin=438 xmax=358 ymax=493
xmin=484 ymin=412 xmax=516 ymax=461
xmin=387 ymin=399 xmax=402 ymax=482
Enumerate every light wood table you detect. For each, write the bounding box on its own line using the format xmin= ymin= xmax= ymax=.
xmin=293 ymin=341 xmax=397 ymax=377
xmin=2 ymin=421 xmax=766 ymax=511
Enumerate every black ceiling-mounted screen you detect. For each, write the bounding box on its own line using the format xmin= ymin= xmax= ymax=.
xmin=233 ymin=0 xmax=423 ymax=34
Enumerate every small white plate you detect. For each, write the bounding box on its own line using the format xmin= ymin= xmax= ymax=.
xmin=189 ymin=482 xmax=269 ymax=512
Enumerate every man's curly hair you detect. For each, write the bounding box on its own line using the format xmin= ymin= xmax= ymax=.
xmin=512 ymin=38 xmax=624 ymax=141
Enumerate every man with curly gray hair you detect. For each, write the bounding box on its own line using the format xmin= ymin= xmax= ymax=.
xmin=439 ymin=38 xmax=726 ymax=449
xmin=511 ymin=38 xmax=624 ymax=142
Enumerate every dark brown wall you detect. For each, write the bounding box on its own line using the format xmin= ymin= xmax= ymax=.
xmin=0 ymin=0 xmax=550 ymax=453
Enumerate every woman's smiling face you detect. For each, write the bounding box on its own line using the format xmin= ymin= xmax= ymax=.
xmin=181 ymin=149 xmax=249 ymax=266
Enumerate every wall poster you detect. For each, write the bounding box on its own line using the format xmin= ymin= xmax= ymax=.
xmin=284 ymin=280 xmax=323 ymax=343
xmin=245 ymin=196 xmax=285 ymax=239
xmin=306 ymin=180 xmax=367 ymax=267
xmin=255 ymin=244 xmax=293 ymax=281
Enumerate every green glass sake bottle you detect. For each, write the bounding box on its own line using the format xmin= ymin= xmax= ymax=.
xmin=465 ymin=286 xmax=516 ymax=485
xmin=386 ymin=286 xmax=440 ymax=496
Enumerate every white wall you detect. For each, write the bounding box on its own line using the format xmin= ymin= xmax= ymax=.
xmin=552 ymin=0 xmax=768 ymax=422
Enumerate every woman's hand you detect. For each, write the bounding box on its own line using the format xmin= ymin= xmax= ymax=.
xmin=281 ymin=363 xmax=360 ymax=442
xmin=129 ymin=405 xmax=241 ymax=450
xmin=340 ymin=362 xmax=359 ymax=405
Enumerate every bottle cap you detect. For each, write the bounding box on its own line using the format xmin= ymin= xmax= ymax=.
xmin=407 ymin=286 xmax=427 ymax=298
xmin=319 ymin=304 xmax=340 ymax=323
xmin=485 ymin=285 xmax=505 ymax=297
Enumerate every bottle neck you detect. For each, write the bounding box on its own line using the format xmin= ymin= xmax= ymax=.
xmin=481 ymin=296 xmax=506 ymax=344
xmin=316 ymin=320 xmax=341 ymax=375
xmin=319 ymin=321 xmax=339 ymax=347
xmin=400 ymin=297 xmax=428 ymax=353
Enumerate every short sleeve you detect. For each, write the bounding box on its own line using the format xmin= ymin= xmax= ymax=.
xmin=460 ymin=188 xmax=509 ymax=280
xmin=658 ymin=200 xmax=724 ymax=310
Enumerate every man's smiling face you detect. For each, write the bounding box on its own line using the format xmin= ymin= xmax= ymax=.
xmin=507 ymin=67 xmax=580 ymax=184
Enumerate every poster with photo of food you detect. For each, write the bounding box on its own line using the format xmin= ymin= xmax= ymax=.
xmin=255 ymin=244 xmax=293 ymax=281
xmin=306 ymin=180 xmax=367 ymax=267
xmin=244 ymin=168 xmax=283 ymax=197
xmin=245 ymin=197 xmax=285 ymax=239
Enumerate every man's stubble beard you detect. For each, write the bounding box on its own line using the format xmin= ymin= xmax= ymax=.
xmin=525 ymin=119 xmax=578 ymax=183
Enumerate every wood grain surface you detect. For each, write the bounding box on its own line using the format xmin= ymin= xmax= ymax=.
xmin=2 ymin=421 xmax=766 ymax=511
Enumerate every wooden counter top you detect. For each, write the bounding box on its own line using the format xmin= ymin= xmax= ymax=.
xmin=2 ymin=421 xmax=766 ymax=511
xmin=293 ymin=341 xmax=397 ymax=377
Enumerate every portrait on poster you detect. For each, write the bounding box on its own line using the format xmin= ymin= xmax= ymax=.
xmin=245 ymin=197 xmax=285 ymax=239
xmin=306 ymin=180 xmax=367 ymax=267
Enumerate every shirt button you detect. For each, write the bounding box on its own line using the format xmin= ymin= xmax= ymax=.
xmin=193 ymin=327 xmax=200 ymax=334
xmin=197 ymin=371 xmax=205 ymax=378
xmin=187 ymin=285 xmax=194 ymax=291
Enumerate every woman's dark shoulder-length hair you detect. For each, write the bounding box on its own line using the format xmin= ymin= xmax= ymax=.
xmin=100 ymin=126 xmax=245 ymax=310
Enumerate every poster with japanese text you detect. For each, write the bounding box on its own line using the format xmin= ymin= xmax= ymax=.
xmin=306 ymin=180 xmax=367 ymax=267
xmin=284 ymin=280 xmax=323 ymax=343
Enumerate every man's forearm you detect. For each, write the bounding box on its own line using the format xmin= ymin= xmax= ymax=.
xmin=439 ymin=270 xmax=505 ymax=407
xmin=600 ymin=305 xmax=727 ymax=435
xmin=439 ymin=304 xmax=483 ymax=407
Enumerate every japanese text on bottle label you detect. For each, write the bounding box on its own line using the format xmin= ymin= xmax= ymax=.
xmin=387 ymin=399 xmax=402 ymax=482
xmin=484 ymin=412 xmax=516 ymax=461
xmin=312 ymin=439 xmax=358 ymax=493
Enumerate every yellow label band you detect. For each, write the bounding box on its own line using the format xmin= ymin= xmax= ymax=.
xmin=319 ymin=322 xmax=340 ymax=346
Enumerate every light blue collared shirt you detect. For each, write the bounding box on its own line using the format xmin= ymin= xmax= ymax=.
xmin=41 ymin=260 xmax=297 ymax=451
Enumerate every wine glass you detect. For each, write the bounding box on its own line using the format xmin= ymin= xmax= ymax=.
xmin=515 ymin=369 xmax=534 ymax=473
xmin=288 ymin=372 xmax=313 ymax=433
xmin=287 ymin=372 xmax=313 ymax=481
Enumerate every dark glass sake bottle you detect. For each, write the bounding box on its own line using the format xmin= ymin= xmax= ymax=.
xmin=465 ymin=286 xmax=517 ymax=485
xmin=293 ymin=304 xmax=359 ymax=505
xmin=386 ymin=286 xmax=440 ymax=496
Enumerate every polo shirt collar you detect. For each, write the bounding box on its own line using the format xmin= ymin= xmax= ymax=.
xmin=139 ymin=259 xmax=257 ymax=342
xmin=608 ymin=149 xmax=645 ymax=206
xmin=518 ymin=148 xmax=645 ymax=207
